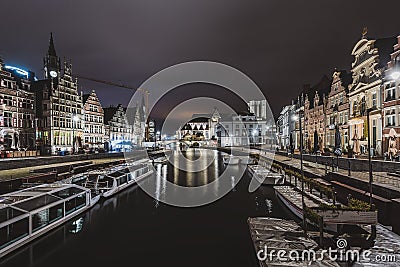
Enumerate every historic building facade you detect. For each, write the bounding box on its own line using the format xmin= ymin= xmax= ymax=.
xmin=32 ymin=34 xmax=84 ymax=155
xmin=382 ymin=35 xmax=400 ymax=153
xmin=82 ymin=90 xmax=105 ymax=150
xmin=0 ymin=59 xmax=36 ymax=151
xmin=276 ymin=104 xmax=296 ymax=150
xmin=248 ymin=100 xmax=268 ymax=120
xmin=179 ymin=108 xmax=220 ymax=146
xmin=348 ymin=32 xmax=396 ymax=156
xmin=103 ymin=104 xmax=132 ymax=152
xmin=325 ymin=70 xmax=351 ymax=150
xmin=304 ymin=91 xmax=327 ymax=153
xmin=216 ymin=111 xmax=275 ymax=148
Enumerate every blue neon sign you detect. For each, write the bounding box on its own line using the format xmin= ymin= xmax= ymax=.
xmin=4 ymin=65 xmax=37 ymax=80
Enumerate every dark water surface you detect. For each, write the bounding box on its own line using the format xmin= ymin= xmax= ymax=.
xmin=1 ymin=149 xmax=295 ymax=267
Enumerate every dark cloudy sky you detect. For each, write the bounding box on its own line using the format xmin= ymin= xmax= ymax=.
xmin=1 ymin=0 xmax=400 ymax=119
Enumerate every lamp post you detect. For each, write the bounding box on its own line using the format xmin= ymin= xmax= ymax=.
xmin=366 ymin=107 xmax=377 ymax=239
xmin=72 ymin=114 xmax=79 ymax=154
xmin=293 ymin=111 xmax=306 ymax=233
xmin=252 ymin=129 xmax=258 ymax=146
xmin=366 ymin=108 xmax=374 ymax=205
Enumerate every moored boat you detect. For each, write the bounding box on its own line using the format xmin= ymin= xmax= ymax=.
xmin=0 ymin=183 xmax=97 ymax=258
xmin=247 ymin=165 xmax=285 ymax=185
xmin=248 ymin=217 xmax=340 ymax=267
xmin=274 ymin=186 xmax=337 ymax=232
xmin=223 ymin=154 xmax=240 ymax=165
xmin=99 ymin=162 xmax=153 ymax=198
xmin=238 ymin=156 xmax=255 ymax=165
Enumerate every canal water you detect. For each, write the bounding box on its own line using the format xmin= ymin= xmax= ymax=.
xmin=0 ymin=149 xmax=296 ymax=267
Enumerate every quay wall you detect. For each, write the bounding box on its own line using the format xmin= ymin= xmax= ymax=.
xmin=0 ymin=152 xmax=124 ymax=171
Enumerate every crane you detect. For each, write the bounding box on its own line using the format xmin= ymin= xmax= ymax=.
xmin=76 ymin=74 xmax=149 ymax=116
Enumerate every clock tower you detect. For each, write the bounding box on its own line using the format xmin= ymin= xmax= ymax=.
xmin=43 ymin=32 xmax=61 ymax=80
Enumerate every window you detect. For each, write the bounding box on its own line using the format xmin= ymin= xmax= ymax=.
xmin=386 ymin=83 xmax=396 ymax=101
xmin=353 ymin=101 xmax=358 ymax=115
xmin=387 ymin=113 xmax=396 ymax=127
xmin=372 ymin=92 xmax=377 ymax=108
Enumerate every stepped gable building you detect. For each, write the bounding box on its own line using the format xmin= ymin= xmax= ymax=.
xmin=103 ymin=104 xmax=132 ymax=152
xmin=31 ymin=33 xmax=84 ymax=155
xmin=325 ymin=70 xmax=352 ymax=150
xmin=382 ymin=35 xmax=400 ymax=153
xmin=0 ymin=59 xmax=36 ymax=151
xmin=179 ymin=108 xmax=220 ymax=143
xmin=348 ymin=29 xmax=396 ymax=156
xmin=82 ymin=90 xmax=105 ymax=150
xmin=302 ymin=75 xmax=331 ymax=152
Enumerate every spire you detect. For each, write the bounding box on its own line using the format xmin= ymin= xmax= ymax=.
xmin=362 ymin=27 xmax=368 ymax=39
xmin=48 ymin=32 xmax=57 ymax=57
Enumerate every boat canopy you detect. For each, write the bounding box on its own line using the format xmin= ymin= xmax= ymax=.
xmin=0 ymin=184 xmax=90 ymax=255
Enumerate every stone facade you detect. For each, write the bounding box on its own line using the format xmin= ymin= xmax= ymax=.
xmin=276 ymin=104 xmax=296 ymax=150
xmin=325 ymin=70 xmax=351 ymax=150
xmin=82 ymin=90 xmax=105 ymax=150
xmin=348 ymin=34 xmax=396 ymax=156
xmin=382 ymin=35 xmax=400 ymax=154
xmin=32 ymin=34 xmax=84 ymax=155
xmin=103 ymin=104 xmax=132 ymax=152
xmin=0 ymin=60 xmax=36 ymax=151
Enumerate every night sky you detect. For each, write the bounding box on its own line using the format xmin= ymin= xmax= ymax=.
xmin=1 ymin=0 xmax=400 ymax=120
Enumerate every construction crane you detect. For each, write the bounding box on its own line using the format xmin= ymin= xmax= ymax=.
xmin=76 ymin=74 xmax=149 ymax=116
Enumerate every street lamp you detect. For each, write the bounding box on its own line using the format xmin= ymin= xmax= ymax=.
xmin=292 ymin=112 xmax=306 ymax=233
xmin=252 ymin=129 xmax=258 ymax=145
xmin=391 ymin=56 xmax=400 ymax=80
xmin=366 ymin=107 xmax=377 ymax=239
xmin=72 ymin=114 xmax=79 ymax=154
xmin=365 ymin=107 xmax=375 ymax=205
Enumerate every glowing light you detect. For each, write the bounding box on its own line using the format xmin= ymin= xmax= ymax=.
xmin=4 ymin=65 xmax=37 ymax=80
xmin=5 ymin=65 xmax=29 ymax=78
xmin=391 ymin=71 xmax=400 ymax=80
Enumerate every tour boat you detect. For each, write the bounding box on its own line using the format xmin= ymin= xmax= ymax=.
xmin=247 ymin=165 xmax=285 ymax=185
xmin=0 ymin=183 xmax=98 ymax=258
xmin=98 ymin=162 xmax=153 ymax=198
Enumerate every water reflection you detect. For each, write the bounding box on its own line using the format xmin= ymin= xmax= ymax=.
xmin=150 ymin=149 xmax=245 ymax=206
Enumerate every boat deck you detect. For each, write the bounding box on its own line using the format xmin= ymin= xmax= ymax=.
xmin=274 ymin=186 xmax=330 ymax=210
xmin=248 ymin=217 xmax=340 ymax=267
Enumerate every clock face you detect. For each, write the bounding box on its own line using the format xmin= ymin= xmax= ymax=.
xmin=50 ymin=70 xmax=58 ymax=78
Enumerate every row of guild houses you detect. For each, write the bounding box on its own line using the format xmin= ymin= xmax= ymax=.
xmin=277 ymin=29 xmax=400 ymax=158
xmin=0 ymin=33 xmax=146 ymax=155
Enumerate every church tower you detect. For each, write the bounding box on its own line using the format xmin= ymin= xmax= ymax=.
xmin=43 ymin=32 xmax=61 ymax=80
